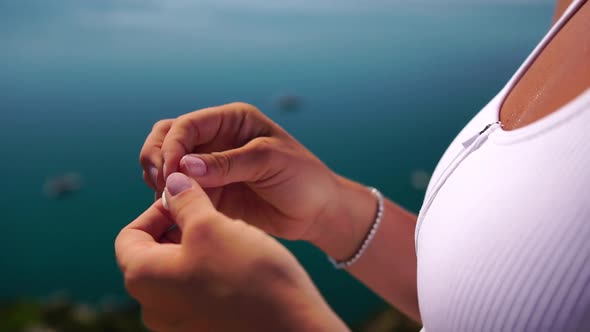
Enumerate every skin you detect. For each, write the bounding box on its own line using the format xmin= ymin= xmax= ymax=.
xmin=117 ymin=1 xmax=586 ymax=330
xmin=554 ymin=0 xmax=574 ymax=20
xmin=500 ymin=0 xmax=590 ymax=130
xmin=136 ymin=103 xmax=422 ymax=326
xmin=115 ymin=173 xmax=348 ymax=331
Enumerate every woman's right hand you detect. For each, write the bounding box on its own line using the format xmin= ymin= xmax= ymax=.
xmin=139 ymin=102 xmax=346 ymax=244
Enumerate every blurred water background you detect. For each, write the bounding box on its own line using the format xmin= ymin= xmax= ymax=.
xmin=0 ymin=0 xmax=554 ymax=328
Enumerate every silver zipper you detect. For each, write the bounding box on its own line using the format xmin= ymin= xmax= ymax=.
xmin=461 ymin=121 xmax=503 ymax=148
xmin=415 ymin=121 xmax=503 ymax=252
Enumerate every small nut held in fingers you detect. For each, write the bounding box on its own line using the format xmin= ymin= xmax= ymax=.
xmin=162 ymin=191 xmax=169 ymax=210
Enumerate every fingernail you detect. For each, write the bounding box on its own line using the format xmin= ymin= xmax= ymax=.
xmin=163 ymin=164 xmax=168 ymax=178
xmin=148 ymin=166 xmax=158 ymax=186
xmin=181 ymin=155 xmax=207 ymax=177
xmin=166 ymin=172 xmax=193 ymax=196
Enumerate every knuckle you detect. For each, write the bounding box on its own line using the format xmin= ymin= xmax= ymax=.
xmin=252 ymin=137 xmax=275 ymax=153
xmin=252 ymin=137 xmax=283 ymax=163
xmin=175 ymin=113 xmax=192 ymax=125
xmin=140 ymin=119 xmax=173 ymax=166
xmin=175 ymin=113 xmax=200 ymax=132
xmin=169 ymin=116 xmax=196 ymax=149
xmin=138 ymin=151 xmax=152 ymax=167
xmin=139 ymin=144 xmax=156 ymax=166
xmin=229 ymin=101 xmax=266 ymax=121
xmin=229 ymin=101 xmax=258 ymax=113
xmin=210 ymin=151 xmax=233 ymax=178
xmin=152 ymin=119 xmax=173 ymax=131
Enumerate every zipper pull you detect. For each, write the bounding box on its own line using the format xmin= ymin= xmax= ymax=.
xmin=461 ymin=121 xmax=503 ymax=148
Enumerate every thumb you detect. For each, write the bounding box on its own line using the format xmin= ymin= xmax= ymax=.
xmin=179 ymin=137 xmax=281 ymax=188
xmin=163 ymin=172 xmax=219 ymax=232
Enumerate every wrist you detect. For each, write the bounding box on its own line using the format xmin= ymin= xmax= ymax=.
xmin=307 ymin=175 xmax=378 ymax=262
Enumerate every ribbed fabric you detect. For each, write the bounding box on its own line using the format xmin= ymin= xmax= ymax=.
xmin=416 ymin=1 xmax=590 ymax=331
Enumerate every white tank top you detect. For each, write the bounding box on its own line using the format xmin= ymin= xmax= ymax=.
xmin=415 ymin=0 xmax=590 ymax=331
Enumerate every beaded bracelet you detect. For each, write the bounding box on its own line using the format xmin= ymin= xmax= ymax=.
xmin=328 ymin=187 xmax=384 ymax=269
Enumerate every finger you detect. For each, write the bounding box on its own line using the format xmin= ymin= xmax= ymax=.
xmin=159 ymin=225 xmax=182 ymax=244
xmin=163 ymin=172 xmax=223 ymax=234
xmin=115 ymin=200 xmax=175 ymax=271
xmin=126 ymin=200 xmax=173 ymax=238
xmin=179 ymin=137 xmax=284 ymax=188
xmin=139 ymin=119 xmax=173 ymax=192
xmin=160 ymin=102 xmax=273 ymax=180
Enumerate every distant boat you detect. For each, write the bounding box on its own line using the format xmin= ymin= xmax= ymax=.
xmin=274 ymin=93 xmax=303 ymax=112
xmin=43 ymin=173 xmax=84 ymax=199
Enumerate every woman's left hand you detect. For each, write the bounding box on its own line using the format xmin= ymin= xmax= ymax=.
xmin=115 ymin=172 xmax=347 ymax=332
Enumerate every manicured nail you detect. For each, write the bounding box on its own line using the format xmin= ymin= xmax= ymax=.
xmin=181 ymin=155 xmax=207 ymax=177
xmin=148 ymin=166 xmax=158 ymax=187
xmin=166 ymin=172 xmax=193 ymax=196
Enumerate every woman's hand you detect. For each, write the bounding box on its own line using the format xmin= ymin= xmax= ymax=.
xmin=139 ymin=102 xmax=342 ymax=242
xmin=115 ymin=173 xmax=347 ymax=332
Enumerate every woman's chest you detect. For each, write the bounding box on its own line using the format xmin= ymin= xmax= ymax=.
xmin=416 ymin=126 xmax=590 ymax=331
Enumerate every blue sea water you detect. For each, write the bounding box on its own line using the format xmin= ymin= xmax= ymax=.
xmin=0 ymin=1 xmax=554 ymax=325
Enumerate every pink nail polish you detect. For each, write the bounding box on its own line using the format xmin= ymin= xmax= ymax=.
xmin=166 ymin=173 xmax=192 ymax=196
xmin=181 ymin=155 xmax=207 ymax=177
xmin=148 ymin=166 xmax=158 ymax=186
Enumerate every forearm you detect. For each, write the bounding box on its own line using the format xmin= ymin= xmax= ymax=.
xmin=310 ymin=176 xmax=420 ymax=322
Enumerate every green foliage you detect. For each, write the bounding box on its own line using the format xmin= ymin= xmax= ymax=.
xmin=1 ymin=298 xmax=420 ymax=332
xmin=354 ymin=307 xmax=422 ymax=332
xmin=0 ymin=300 xmax=42 ymax=331
xmin=0 ymin=298 xmax=147 ymax=332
